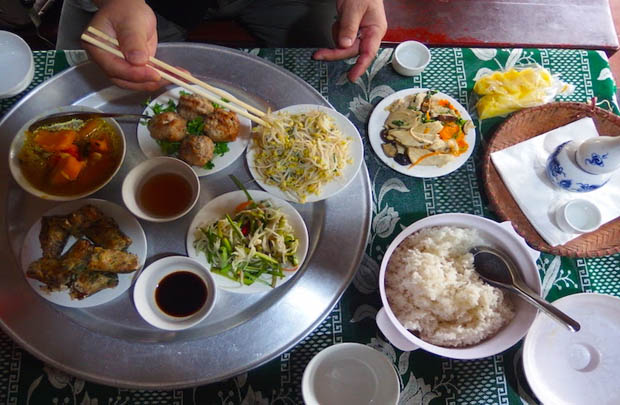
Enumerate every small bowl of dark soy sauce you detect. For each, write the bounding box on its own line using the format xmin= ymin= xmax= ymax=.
xmin=133 ymin=256 xmax=217 ymax=330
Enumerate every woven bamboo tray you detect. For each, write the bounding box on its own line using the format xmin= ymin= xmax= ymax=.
xmin=482 ymin=102 xmax=620 ymax=257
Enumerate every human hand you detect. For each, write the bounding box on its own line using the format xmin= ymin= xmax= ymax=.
xmin=312 ymin=0 xmax=387 ymax=82
xmin=83 ymin=0 xmax=166 ymax=91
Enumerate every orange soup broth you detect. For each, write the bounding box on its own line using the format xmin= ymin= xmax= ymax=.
xmin=18 ymin=119 xmax=123 ymax=196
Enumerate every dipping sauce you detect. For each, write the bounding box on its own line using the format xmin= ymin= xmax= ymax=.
xmin=138 ymin=172 xmax=192 ymax=217
xmin=155 ymin=271 xmax=207 ymax=317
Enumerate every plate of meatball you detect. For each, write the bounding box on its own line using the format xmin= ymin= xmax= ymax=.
xmin=137 ymin=86 xmax=252 ymax=176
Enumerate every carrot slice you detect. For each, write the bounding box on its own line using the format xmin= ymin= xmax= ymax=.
xmin=438 ymin=123 xmax=459 ymax=140
xmin=34 ymin=129 xmax=77 ymax=152
xmin=235 ymin=200 xmax=253 ymax=213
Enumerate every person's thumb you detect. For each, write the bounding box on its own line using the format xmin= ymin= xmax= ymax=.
xmin=116 ymin=25 xmax=149 ymax=66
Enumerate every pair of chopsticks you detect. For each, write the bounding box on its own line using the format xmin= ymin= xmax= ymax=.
xmin=81 ymin=26 xmax=268 ymax=127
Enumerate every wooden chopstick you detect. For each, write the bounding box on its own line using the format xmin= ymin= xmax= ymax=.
xmin=86 ymin=26 xmax=266 ymax=118
xmin=80 ymin=32 xmax=268 ymax=127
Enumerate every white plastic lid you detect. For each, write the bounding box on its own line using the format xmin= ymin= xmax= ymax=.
xmin=0 ymin=31 xmax=34 ymax=98
xmin=523 ymin=293 xmax=620 ymax=404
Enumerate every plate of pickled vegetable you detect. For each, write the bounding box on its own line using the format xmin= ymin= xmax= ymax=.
xmin=186 ymin=188 xmax=309 ymax=293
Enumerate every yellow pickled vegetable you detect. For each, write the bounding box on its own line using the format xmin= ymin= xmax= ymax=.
xmin=473 ymin=67 xmax=572 ymax=119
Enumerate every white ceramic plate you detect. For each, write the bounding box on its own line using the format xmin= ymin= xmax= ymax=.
xmin=368 ymin=88 xmax=476 ymax=177
xmin=21 ymin=199 xmax=147 ymax=308
xmin=186 ymin=190 xmax=309 ymax=294
xmin=246 ymin=104 xmax=364 ymax=203
xmin=301 ymin=343 xmax=400 ymax=405
xmin=133 ymin=256 xmax=217 ymax=330
xmin=137 ymin=85 xmax=251 ymax=177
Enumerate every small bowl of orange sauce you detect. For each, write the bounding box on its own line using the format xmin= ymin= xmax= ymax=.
xmin=133 ymin=255 xmax=217 ymax=330
xmin=122 ymin=156 xmax=200 ymax=222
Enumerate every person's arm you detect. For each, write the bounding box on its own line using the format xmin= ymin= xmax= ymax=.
xmin=82 ymin=0 xmax=165 ymax=91
xmin=312 ymin=0 xmax=387 ymax=82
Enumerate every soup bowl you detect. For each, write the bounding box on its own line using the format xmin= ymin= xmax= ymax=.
xmin=376 ymin=213 xmax=541 ymax=360
xmin=8 ymin=105 xmax=126 ymax=201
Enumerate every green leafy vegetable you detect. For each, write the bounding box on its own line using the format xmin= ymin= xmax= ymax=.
xmin=187 ymin=117 xmax=204 ymax=135
xmin=391 ymin=120 xmax=405 ymax=127
xmin=214 ymin=142 xmax=229 ymax=156
xmin=156 ymin=139 xmax=181 ymax=155
xmin=179 ymin=90 xmax=191 ymax=96
xmin=203 ymin=161 xmax=215 ymax=170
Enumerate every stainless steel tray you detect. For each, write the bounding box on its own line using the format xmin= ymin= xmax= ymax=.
xmin=0 ymin=44 xmax=371 ymax=389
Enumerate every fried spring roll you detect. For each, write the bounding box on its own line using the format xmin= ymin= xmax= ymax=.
xmin=88 ymin=247 xmax=139 ymax=273
xmin=39 ymin=216 xmax=71 ymax=258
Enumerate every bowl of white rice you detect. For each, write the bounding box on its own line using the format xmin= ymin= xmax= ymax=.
xmin=376 ymin=213 xmax=541 ymax=360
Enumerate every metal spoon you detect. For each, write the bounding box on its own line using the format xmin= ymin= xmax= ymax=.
xmin=470 ymin=246 xmax=581 ymax=332
xmin=28 ymin=111 xmax=151 ymax=132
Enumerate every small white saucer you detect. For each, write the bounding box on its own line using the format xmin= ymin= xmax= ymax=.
xmin=302 ymin=343 xmax=399 ymax=405
xmin=0 ymin=31 xmax=34 ymax=98
xmin=133 ymin=256 xmax=217 ymax=330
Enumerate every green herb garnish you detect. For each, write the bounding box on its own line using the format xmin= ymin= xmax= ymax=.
xmin=156 ymin=139 xmax=181 ymax=155
xmin=391 ymin=120 xmax=405 ymax=127
xmin=214 ymin=142 xmax=229 ymax=156
xmin=187 ymin=117 xmax=204 ymax=135
xmin=179 ymin=90 xmax=191 ymax=96
xmin=203 ymin=161 xmax=215 ymax=170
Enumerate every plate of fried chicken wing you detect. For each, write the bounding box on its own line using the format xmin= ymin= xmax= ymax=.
xmin=21 ymin=199 xmax=147 ymax=307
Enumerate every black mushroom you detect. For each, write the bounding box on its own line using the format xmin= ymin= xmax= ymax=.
xmin=381 ymin=142 xmax=398 ymax=158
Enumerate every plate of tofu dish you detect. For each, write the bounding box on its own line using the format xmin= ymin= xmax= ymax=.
xmin=21 ymin=199 xmax=146 ymax=308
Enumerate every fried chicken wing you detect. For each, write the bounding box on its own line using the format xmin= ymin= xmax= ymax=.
xmin=70 ymin=271 xmax=118 ymax=299
xmin=39 ymin=216 xmax=71 ymax=258
xmin=83 ymin=217 xmax=132 ymax=250
xmin=88 ymin=247 xmax=139 ymax=273
xmin=26 ymin=257 xmax=72 ymax=291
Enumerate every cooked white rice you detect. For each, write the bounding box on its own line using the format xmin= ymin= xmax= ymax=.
xmin=385 ymin=226 xmax=514 ymax=347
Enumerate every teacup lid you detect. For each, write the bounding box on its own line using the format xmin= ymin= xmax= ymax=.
xmin=523 ymin=293 xmax=620 ymax=404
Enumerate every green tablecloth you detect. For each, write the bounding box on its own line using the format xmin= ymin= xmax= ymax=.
xmin=1 ymin=48 xmax=619 ymax=405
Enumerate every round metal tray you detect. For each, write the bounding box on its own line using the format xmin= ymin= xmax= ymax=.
xmin=0 ymin=44 xmax=371 ymax=389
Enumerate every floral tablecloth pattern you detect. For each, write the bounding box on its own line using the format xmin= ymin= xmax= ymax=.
xmin=1 ymin=48 xmax=618 ymax=405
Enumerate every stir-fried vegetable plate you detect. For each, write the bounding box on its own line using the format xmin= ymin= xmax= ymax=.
xmin=186 ymin=190 xmax=309 ymax=293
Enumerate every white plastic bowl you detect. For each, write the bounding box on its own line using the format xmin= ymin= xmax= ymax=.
xmin=0 ymin=30 xmax=34 ymax=98
xmin=8 ymin=105 xmax=126 ymax=201
xmin=391 ymin=41 xmax=431 ymax=76
xmin=376 ymin=213 xmax=541 ymax=359
xmin=302 ymin=343 xmax=399 ymax=405
xmin=122 ymin=156 xmax=200 ymax=222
